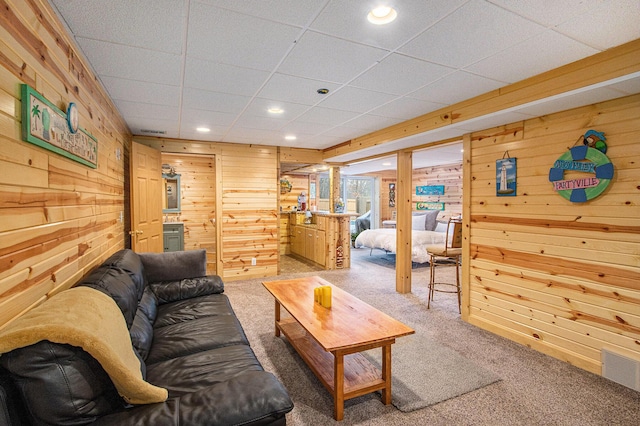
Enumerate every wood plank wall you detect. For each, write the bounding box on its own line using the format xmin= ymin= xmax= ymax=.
xmin=413 ymin=162 xmax=463 ymax=220
xmin=161 ymin=153 xmax=216 ymax=274
xmin=0 ymin=0 xmax=130 ymax=329
xmin=465 ymin=94 xmax=640 ymax=374
xmin=134 ymin=137 xmax=279 ymax=281
xmin=373 ymin=162 xmax=463 ymax=224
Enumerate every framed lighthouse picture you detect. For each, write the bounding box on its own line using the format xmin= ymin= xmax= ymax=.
xmin=496 ymin=157 xmax=516 ymax=196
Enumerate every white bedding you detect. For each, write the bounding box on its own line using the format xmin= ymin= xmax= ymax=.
xmin=354 ymin=228 xmax=446 ymax=264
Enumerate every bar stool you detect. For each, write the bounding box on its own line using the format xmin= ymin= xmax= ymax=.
xmin=425 ymin=218 xmax=463 ymax=313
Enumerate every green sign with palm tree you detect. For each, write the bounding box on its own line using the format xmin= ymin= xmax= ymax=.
xmin=21 ymin=84 xmax=98 ymax=168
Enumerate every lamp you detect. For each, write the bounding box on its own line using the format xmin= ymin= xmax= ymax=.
xmin=305 ymin=210 xmax=313 ymax=224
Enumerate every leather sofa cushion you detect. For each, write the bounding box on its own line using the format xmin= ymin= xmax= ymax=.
xmin=154 ymin=294 xmax=234 ymax=328
xmin=146 ymin=345 xmax=264 ymax=396
xmin=129 ymin=287 xmax=158 ymax=361
xmin=151 ymin=275 xmax=224 ymax=305
xmin=147 ymin=315 xmax=249 ymax=364
xmin=0 ymin=341 xmax=125 ymax=425
xmin=140 ymin=249 xmax=207 ymax=283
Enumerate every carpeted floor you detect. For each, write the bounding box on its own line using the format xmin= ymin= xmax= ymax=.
xmin=224 ymin=248 xmax=640 ymax=425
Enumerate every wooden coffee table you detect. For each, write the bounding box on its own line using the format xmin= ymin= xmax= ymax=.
xmin=262 ymin=276 xmax=414 ymax=420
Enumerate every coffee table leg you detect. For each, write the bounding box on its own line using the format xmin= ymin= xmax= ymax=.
xmin=274 ymin=300 xmax=281 ymax=337
xmin=381 ymin=344 xmax=392 ymax=404
xmin=333 ymin=351 xmax=344 ymax=421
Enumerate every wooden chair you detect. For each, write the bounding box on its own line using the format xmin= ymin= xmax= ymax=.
xmin=425 ymin=217 xmax=463 ymax=313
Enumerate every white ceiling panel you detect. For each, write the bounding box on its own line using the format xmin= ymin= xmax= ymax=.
xmin=181 ymin=88 xmax=250 ymax=114
xmin=184 ymin=58 xmax=270 ymax=96
xmin=244 ymin=98 xmax=310 ymax=119
xmin=278 ymin=31 xmax=388 ymax=83
xmin=197 ymin=0 xmax=328 ymax=27
xmin=487 ymin=0 xmax=607 ymax=27
xmin=75 ymin=38 xmax=182 ymax=85
xmin=180 ymin=108 xmax=237 ymax=128
xmin=341 ymin=114 xmax=403 ymax=131
xmin=409 ymin=71 xmax=504 ymax=105
xmin=350 ymin=53 xmax=454 ymax=96
xmin=465 ymin=30 xmax=599 ymax=83
xmin=369 ymin=97 xmax=445 ymax=120
xmin=399 ymin=0 xmax=546 ymax=68
xmin=296 ymin=107 xmax=360 ymax=126
xmin=115 ymin=100 xmax=179 ymax=121
xmin=257 ymin=74 xmax=341 ymax=106
xmin=51 ymin=0 xmax=185 ymax=54
xmin=188 ymin=2 xmax=301 ymax=71
xmin=318 ymin=86 xmax=397 ymax=113
xmin=48 ymin=0 xmax=640 ymax=157
xmin=310 ymin=0 xmax=468 ymax=50
xmin=100 ymin=76 xmax=180 ymax=106
xmin=554 ymin=0 xmax=640 ymax=50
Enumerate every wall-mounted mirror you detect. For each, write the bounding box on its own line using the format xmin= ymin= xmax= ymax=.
xmin=162 ymin=173 xmax=181 ymax=213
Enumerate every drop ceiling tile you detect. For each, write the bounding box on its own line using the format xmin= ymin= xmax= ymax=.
xmin=409 ymin=71 xmax=505 ymax=104
xmin=114 ymin=100 xmax=179 ymax=121
xmin=296 ymin=106 xmax=360 ymax=126
xmin=51 ymin=0 xmax=185 ymax=54
xmin=181 ymin=87 xmax=250 ymax=114
xmin=100 ymin=76 xmax=180 ymax=106
xmin=554 ymin=0 xmax=640 ymax=50
xmin=343 ymin=114 xmax=403 ymax=130
xmin=197 ymin=0 xmax=327 ymax=26
xmin=319 ymin=126 xmax=365 ymax=140
xmin=487 ymin=0 xmax=606 ymax=27
xmin=350 ymin=54 xmax=454 ymax=96
xmin=244 ymin=98 xmax=311 ymax=119
xmin=76 ymin=38 xmax=181 ymax=85
xmin=277 ymin=31 xmax=388 ymax=83
xmin=184 ymin=57 xmax=270 ymax=96
xmin=318 ymin=86 xmax=397 ymax=113
xmin=399 ymin=0 xmax=545 ymax=68
xmin=258 ymin=74 xmax=341 ymax=105
xmin=128 ymin=117 xmax=179 ymax=138
xmin=233 ymin=114 xmax=287 ymax=131
xmin=310 ymin=0 xmax=468 ymax=50
xmin=178 ymin=128 xmax=226 ymax=142
xmin=466 ymin=30 xmax=599 ymax=83
xmin=280 ymin=120 xmax=331 ymax=135
xmin=180 ymin=108 xmax=237 ymax=128
xmin=369 ymin=97 xmax=445 ymax=120
xmin=188 ymin=2 xmax=300 ymax=71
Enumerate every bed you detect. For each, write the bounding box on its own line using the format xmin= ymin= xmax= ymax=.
xmin=354 ymin=211 xmax=447 ymax=264
xmin=354 ymin=228 xmax=446 ymax=264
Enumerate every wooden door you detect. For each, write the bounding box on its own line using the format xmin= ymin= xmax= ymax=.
xmin=130 ymin=142 xmax=163 ymax=252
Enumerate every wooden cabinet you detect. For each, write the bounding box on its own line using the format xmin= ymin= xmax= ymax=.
xmin=314 ymin=230 xmax=326 ymax=266
xmin=291 ymin=225 xmax=305 ymax=257
xmin=163 ymin=223 xmax=184 ymax=252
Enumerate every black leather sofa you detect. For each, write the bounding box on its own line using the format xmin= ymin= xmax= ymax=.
xmin=0 ymin=249 xmax=293 ymax=425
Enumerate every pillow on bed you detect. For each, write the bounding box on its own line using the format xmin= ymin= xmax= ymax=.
xmin=412 ymin=214 xmax=427 ymax=230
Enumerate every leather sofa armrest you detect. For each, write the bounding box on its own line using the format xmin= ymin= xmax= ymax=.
xmin=92 ymin=371 xmax=293 ymax=426
xmin=150 ymin=275 xmax=224 ymax=304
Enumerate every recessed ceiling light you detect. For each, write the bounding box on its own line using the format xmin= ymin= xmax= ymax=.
xmin=382 ymin=162 xmax=391 ymax=166
xmin=285 ymin=135 xmax=297 ymax=141
xmin=317 ymin=88 xmax=329 ymax=95
xmin=367 ymin=6 xmax=397 ymax=25
xmin=196 ymin=127 xmax=210 ymax=133
xmin=268 ymin=107 xmax=284 ymax=114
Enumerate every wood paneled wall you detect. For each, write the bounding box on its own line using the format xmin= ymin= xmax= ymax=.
xmin=280 ymin=174 xmax=309 ymax=211
xmin=0 ymin=0 xmax=129 ymax=329
xmin=413 ymin=162 xmax=462 ymax=220
xmin=135 ymin=137 xmax=279 ymax=281
xmin=161 ymin=154 xmax=216 ymax=273
xmin=465 ymin=94 xmax=640 ymax=374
